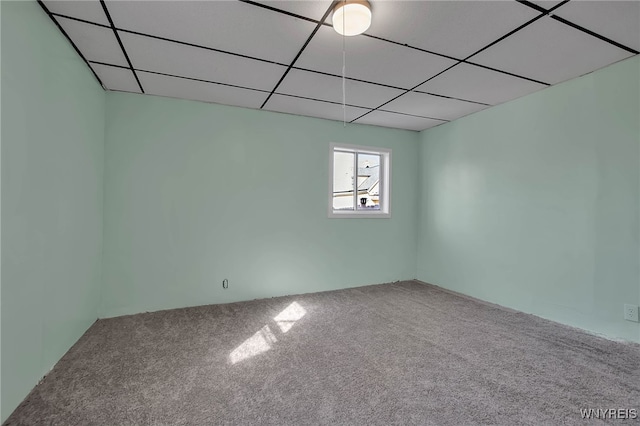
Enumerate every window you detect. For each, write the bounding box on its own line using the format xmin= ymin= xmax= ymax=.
xmin=329 ymin=143 xmax=391 ymax=218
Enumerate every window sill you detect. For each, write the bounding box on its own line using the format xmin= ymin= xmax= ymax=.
xmin=328 ymin=211 xmax=391 ymax=219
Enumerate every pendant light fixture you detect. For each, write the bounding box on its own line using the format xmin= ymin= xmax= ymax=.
xmin=332 ymin=0 xmax=372 ymax=36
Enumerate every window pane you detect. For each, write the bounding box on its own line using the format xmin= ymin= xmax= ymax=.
xmin=356 ymin=153 xmax=381 ymax=210
xmin=333 ymin=151 xmax=355 ymax=211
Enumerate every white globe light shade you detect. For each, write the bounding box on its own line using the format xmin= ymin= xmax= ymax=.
xmin=332 ymin=1 xmax=372 ymax=36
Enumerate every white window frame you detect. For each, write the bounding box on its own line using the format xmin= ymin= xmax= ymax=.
xmin=328 ymin=142 xmax=391 ymax=219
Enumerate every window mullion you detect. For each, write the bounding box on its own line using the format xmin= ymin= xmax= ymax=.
xmin=379 ymin=154 xmax=384 ymax=211
xmin=353 ymin=152 xmax=358 ymax=211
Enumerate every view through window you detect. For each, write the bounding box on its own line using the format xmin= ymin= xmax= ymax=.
xmin=330 ymin=143 xmax=391 ymax=218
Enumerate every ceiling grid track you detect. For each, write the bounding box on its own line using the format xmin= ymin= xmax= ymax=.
xmin=119 ymin=27 xmax=289 ymax=67
xmin=349 ymin=0 xmax=574 ymax=123
xmin=550 ymin=15 xmax=639 ymax=54
xmin=98 ymin=0 xmax=144 ymax=93
xmin=38 ymin=0 xmax=639 ymax=130
xmin=238 ymin=0 xmax=320 ymax=25
xmin=46 ymin=0 xmax=631 ymax=109
xmin=517 ymin=0 xmax=639 ymax=54
xmin=87 ymin=60 xmax=446 ymax=122
xmin=258 ymin=1 xmax=339 ymax=109
xmin=241 ymin=0 xmax=554 ymax=87
xmin=238 ymin=0 xmax=637 ymax=87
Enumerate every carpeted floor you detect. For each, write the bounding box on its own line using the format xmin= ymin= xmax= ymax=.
xmin=4 ymin=280 xmax=640 ymax=425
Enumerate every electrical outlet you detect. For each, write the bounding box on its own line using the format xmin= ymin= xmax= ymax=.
xmin=624 ymin=304 xmax=639 ymax=322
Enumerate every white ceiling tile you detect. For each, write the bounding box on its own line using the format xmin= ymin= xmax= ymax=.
xmin=138 ymin=71 xmax=267 ymax=109
xmin=264 ymin=94 xmax=370 ymax=123
xmin=528 ymin=0 xmax=565 ymax=9
xmin=42 ymin=0 xmax=109 ymax=26
xmin=45 ymin=0 xmax=636 ymax=132
xmin=56 ymin=16 xmax=127 ymax=67
xmin=297 ymin=25 xmax=457 ymax=89
xmin=106 ymin=0 xmax=316 ymax=65
xmin=91 ymin=64 xmax=140 ymax=93
xmin=383 ymin=92 xmax=488 ymax=121
xmin=554 ymin=1 xmax=640 ymax=52
xmin=118 ymin=32 xmax=287 ymax=91
xmin=367 ymin=1 xmax=540 ymax=59
xmin=258 ymin=1 xmax=332 ymax=21
xmin=277 ymin=68 xmax=404 ymax=108
xmin=470 ymin=16 xmax=634 ymax=85
xmin=417 ymin=63 xmax=547 ymax=106
xmin=356 ymin=110 xmax=445 ymax=132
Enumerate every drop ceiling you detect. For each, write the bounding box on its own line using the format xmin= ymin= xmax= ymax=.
xmin=40 ymin=0 xmax=639 ymax=132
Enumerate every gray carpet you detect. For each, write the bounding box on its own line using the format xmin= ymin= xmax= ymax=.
xmin=4 ymin=280 xmax=640 ymax=425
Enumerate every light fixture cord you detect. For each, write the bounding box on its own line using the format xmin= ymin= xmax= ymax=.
xmin=342 ymin=0 xmax=346 ymax=127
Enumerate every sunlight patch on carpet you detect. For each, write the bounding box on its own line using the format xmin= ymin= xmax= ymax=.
xmin=274 ymin=302 xmax=306 ymax=333
xmin=229 ymin=302 xmax=307 ymax=365
xmin=229 ymin=325 xmax=277 ymax=364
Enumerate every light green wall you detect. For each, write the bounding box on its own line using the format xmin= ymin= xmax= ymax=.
xmin=2 ymin=1 xmax=637 ymax=421
xmin=101 ymin=92 xmax=420 ymax=318
xmin=417 ymin=56 xmax=640 ymax=343
xmin=0 ymin=2 xmax=3 ymax=419
xmin=1 ymin=1 xmax=105 ymax=421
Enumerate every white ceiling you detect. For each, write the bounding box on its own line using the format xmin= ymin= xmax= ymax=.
xmin=41 ymin=0 xmax=639 ymax=132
